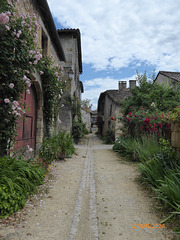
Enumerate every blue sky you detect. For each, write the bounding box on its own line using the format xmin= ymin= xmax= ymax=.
xmin=47 ymin=0 xmax=180 ymax=110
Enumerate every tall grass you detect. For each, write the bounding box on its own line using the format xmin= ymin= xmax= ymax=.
xmin=114 ymin=136 xmax=180 ymax=232
xmin=113 ymin=135 xmax=160 ymax=162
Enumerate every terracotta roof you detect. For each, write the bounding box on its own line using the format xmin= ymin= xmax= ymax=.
xmin=57 ymin=29 xmax=82 ymax=73
xmin=157 ymin=71 xmax=180 ymax=82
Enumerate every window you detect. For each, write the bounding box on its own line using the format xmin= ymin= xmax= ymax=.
xmin=42 ymin=29 xmax=48 ymax=55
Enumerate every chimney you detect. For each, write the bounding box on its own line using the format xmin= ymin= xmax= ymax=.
xmin=118 ymin=81 xmax=127 ymax=90
xmin=129 ymin=80 xmax=136 ymax=90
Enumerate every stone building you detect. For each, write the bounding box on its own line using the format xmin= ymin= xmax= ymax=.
xmin=154 ymin=71 xmax=180 ymax=90
xmin=57 ymin=29 xmax=83 ymax=133
xmin=81 ymin=107 xmax=92 ymax=133
xmin=97 ymin=80 xmax=136 ymax=139
xmin=15 ymin=0 xmax=66 ymax=152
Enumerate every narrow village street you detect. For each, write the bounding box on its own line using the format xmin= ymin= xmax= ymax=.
xmin=0 ymin=133 xmax=176 ymax=240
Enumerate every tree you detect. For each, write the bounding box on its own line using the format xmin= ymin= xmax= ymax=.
xmin=121 ymin=71 xmax=180 ymax=115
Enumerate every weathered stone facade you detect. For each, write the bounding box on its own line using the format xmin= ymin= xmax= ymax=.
xmin=97 ymin=81 xmax=135 ymax=139
xmin=81 ymin=108 xmax=92 ymax=132
xmin=57 ymin=29 xmax=83 ymax=133
xmin=155 ymin=71 xmax=180 ymax=90
xmin=15 ymin=0 xmax=65 ymax=152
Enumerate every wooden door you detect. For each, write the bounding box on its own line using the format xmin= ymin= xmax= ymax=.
xmin=15 ymin=86 xmax=37 ymax=151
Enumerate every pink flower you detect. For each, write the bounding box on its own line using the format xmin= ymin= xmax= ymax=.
xmin=4 ymin=98 xmax=10 ymax=103
xmin=6 ymin=11 xmax=11 ymax=17
xmin=26 ymin=89 xmax=30 ymax=94
xmin=5 ymin=25 xmax=10 ymax=30
xmin=0 ymin=13 xmax=9 ymax=24
xmin=7 ymin=0 xmax=13 ymax=6
xmin=58 ymin=94 xmax=61 ymax=100
xmin=33 ymin=60 xmax=38 ymax=65
xmin=13 ymin=100 xmax=19 ymax=106
xmin=9 ymin=83 xmax=14 ymax=88
xmin=16 ymin=30 xmax=22 ymax=38
xmin=39 ymin=71 xmax=44 ymax=75
xmin=23 ymin=75 xmax=28 ymax=81
xmin=25 ymin=80 xmax=31 ymax=88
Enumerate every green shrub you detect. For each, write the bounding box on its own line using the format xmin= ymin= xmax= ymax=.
xmin=39 ymin=131 xmax=75 ymax=163
xmin=0 ymin=155 xmax=45 ymax=218
xmin=113 ymin=135 xmax=160 ymax=162
xmin=105 ymin=130 xmax=115 ymax=144
xmin=72 ymin=119 xmax=88 ymax=143
xmin=155 ymin=168 xmax=180 ymax=209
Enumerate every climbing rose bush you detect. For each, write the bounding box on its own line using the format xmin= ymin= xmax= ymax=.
xmin=0 ymin=1 xmax=64 ymax=155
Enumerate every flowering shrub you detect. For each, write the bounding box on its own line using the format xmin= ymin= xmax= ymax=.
xmin=0 ymin=1 xmax=64 ymax=154
xmin=119 ymin=106 xmax=171 ymax=138
xmin=168 ymin=106 xmax=180 ymax=122
xmin=37 ymin=56 xmax=65 ymax=136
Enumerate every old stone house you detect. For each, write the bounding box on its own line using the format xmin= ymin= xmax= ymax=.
xmin=154 ymin=71 xmax=180 ymax=90
xmin=97 ymin=80 xmax=136 ymax=139
xmin=15 ymin=0 xmax=77 ymax=153
xmin=57 ymin=29 xmax=84 ymax=133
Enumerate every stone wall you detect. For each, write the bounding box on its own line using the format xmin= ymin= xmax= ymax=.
xmin=16 ymin=0 xmax=65 ymax=151
xmin=81 ymin=109 xmax=92 ymax=132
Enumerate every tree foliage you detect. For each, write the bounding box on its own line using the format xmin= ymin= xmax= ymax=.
xmin=121 ymin=72 xmax=180 ymax=115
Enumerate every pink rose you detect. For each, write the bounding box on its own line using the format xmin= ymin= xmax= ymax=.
xmin=9 ymin=83 xmax=14 ymax=88
xmin=4 ymin=98 xmax=10 ymax=103
xmin=13 ymin=100 xmax=19 ymax=106
xmin=6 ymin=11 xmax=11 ymax=17
xmin=25 ymin=80 xmax=31 ymax=88
xmin=23 ymin=75 xmax=28 ymax=81
xmin=0 ymin=13 xmax=9 ymax=24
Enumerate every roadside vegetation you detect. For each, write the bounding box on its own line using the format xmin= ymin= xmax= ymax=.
xmin=0 ymin=1 xmax=76 ymax=219
xmin=113 ymin=72 xmax=180 ymax=233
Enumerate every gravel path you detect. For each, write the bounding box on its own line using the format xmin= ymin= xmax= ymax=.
xmin=0 ymin=134 xmax=177 ymax=240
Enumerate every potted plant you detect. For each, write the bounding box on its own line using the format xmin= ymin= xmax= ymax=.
xmin=57 ymin=132 xmax=75 ymax=159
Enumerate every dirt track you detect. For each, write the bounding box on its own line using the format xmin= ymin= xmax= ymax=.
xmin=0 ymin=133 xmax=177 ymax=240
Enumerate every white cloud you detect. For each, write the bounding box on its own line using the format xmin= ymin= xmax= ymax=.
xmin=48 ymin=0 xmax=180 ymax=72
xmin=47 ymin=0 xmax=180 ymax=109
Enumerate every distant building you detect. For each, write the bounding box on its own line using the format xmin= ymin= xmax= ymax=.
xmin=97 ymin=80 xmax=136 ymax=139
xmin=81 ymin=107 xmax=92 ymax=132
xmin=155 ymin=71 xmax=180 ymax=90
xmin=91 ymin=110 xmax=98 ymax=125
xmin=57 ymin=29 xmax=83 ymax=133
